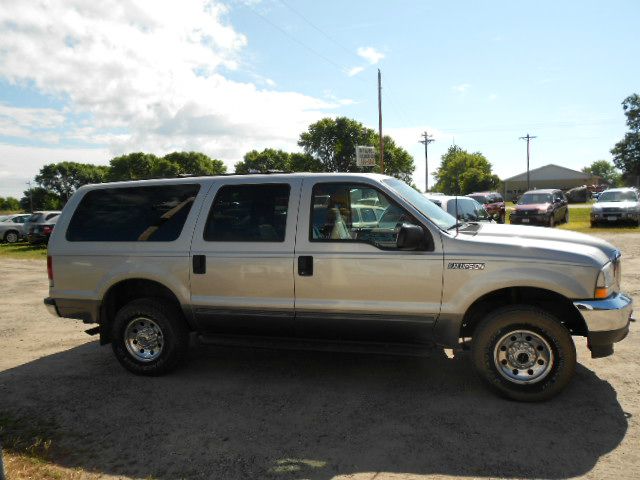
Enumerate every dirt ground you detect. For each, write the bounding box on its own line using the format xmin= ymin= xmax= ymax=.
xmin=1 ymin=232 xmax=639 ymax=480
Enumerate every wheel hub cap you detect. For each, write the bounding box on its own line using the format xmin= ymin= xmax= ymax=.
xmin=124 ymin=317 xmax=163 ymax=362
xmin=494 ymin=330 xmax=554 ymax=384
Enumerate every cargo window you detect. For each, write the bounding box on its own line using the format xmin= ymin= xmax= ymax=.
xmin=66 ymin=184 xmax=200 ymax=242
xmin=310 ymin=183 xmax=422 ymax=250
xmin=204 ymin=184 xmax=290 ymax=242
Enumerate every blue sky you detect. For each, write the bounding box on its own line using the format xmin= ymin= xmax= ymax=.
xmin=0 ymin=0 xmax=638 ymax=198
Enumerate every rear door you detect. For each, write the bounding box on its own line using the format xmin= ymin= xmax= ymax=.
xmin=293 ymin=179 xmax=444 ymax=343
xmin=190 ymin=178 xmax=302 ymax=336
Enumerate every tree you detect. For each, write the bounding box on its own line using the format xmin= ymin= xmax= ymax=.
xmin=611 ymin=93 xmax=640 ymax=185
xmin=108 ymin=151 xmax=227 ymax=181
xmin=582 ymin=160 xmax=622 ymax=186
xmin=433 ymin=145 xmax=500 ymax=195
xmin=234 ymin=149 xmax=324 ymax=174
xmin=0 ymin=196 xmax=21 ymax=211
xmin=235 ymin=149 xmax=291 ymax=174
xmin=107 ymin=152 xmax=161 ymax=181
xmin=35 ymin=162 xmax=108 ymax=202
xmin=298 ymin=117 xmax=415 ymax=180
xmin=162 ymin=151 xmax=227 ymax=176
xmin=19 ymin=187 xmax=62 ymax=211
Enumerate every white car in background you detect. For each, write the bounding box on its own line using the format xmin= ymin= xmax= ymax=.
xmin=0 ymin=214 xmax=31 ymax=243
xmin=590 ymin=188 xmax=640 ymax=227
xmin=423 ymin=194 xmax=494 ymax=223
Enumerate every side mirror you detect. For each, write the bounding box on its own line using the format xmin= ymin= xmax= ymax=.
xmin=396 ymin=223 xmax=424 ymax=250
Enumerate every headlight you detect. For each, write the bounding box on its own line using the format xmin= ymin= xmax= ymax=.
xmin=595 ymin=262 xmax=615 ymax=299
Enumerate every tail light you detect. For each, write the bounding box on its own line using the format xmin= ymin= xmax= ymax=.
xmin=47 ymin=255 xmax=53 ymax=285
xmin=43 ymin=225 xmax=53 ymax=234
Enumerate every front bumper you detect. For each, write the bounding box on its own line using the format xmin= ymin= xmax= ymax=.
xmin=591 ymin=212 xmax=639 ymax=223
xmin=574 ymin=292 xmax=634 ymax=358
xmin=510 ymin=213 xmax=550 ymax=225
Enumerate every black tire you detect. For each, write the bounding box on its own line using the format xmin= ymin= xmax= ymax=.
xmin=111 ymin=297 xmax=189 ymax=376
xmin=471 ymin=305 xmax=576 ymax=402
xmin=499 ymin=212 xmax=506 ymax=224
xmin=564 ymin=209 xmax=570 ymax=223
xmin=548 ymin=215 xmax=555 ymax=228
xmin=591 ymin=220 xmax=597 ymax=228
xmin=4 ymin=230 xmax=19 ymax=243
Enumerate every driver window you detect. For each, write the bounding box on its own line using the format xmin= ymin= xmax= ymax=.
xmin=310 ymin=183 xmax=419 ymax=249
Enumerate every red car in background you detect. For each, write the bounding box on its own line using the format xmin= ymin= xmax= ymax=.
xmin=467 ymin=191 xmax=506 ymax=223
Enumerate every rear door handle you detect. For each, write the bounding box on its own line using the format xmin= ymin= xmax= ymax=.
xmin=298 ymin=256 xmax=313 ymax=276
xmin=193 ymin=255 xmax=206 ymax=274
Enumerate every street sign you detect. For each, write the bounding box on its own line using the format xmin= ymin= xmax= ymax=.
xmin=356 ymin=146 xmax=376 ymax=167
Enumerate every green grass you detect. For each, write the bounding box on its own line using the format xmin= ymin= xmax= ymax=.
xmin=558 ymin=207 xmax=639 ymax=234
xmin=0 ymin=242 xmax=48 ymax=259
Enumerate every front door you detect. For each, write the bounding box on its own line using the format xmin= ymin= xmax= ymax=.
xmin=190 ymin=178 xmax=302 ymax=336
xmin=294 ymin=179 xmax=444 ymax=344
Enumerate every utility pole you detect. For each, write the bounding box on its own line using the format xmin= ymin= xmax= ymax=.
xmin=26 ymin=180 xmax=34 ymax=213
xmin=377 ymin=68 xmax=384 ymax=173
xmin=519 ymin=133 xmax=537 ymax=191
xmin=419 ymin=131 xmax=435 ymax=192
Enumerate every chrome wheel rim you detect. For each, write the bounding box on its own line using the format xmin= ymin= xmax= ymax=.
xmin=124 ymin=317 xmax=164 ymax=362
xmin=6 ymin=232 xmax=17 ymax=243
xmin=494 ymin=330 xmax=554 ymax=384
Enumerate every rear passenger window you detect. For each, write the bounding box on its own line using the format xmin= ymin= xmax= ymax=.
xmin=204 ymin=184 xmax=290 ymax=242
xmin=66 ymin=184 xmax=200 ymax=242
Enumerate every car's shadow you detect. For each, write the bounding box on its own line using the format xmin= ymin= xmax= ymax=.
xmin=0 ymin=340 xmax=628 ymax=479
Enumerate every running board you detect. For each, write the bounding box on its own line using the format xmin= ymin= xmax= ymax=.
xmin=196 ymin=334 xmax=439 ymax=357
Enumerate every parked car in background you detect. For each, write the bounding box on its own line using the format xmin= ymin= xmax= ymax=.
xmin=467 ymin=191 xmax=506 ymax=223
xmin=0 ymin=213 xmax=31 ymax=243
xmin=23 ymin=211 xmax=61 ymax=239
xmin=28 ymin=214 xmax=60 ymax=245
xmin=424 ymin=195 xmax=493 ymax=223
xmin=510 ymin=189 xmax=569 ymax=227
xmin=590 ymin=188 xmax=640 ymax=227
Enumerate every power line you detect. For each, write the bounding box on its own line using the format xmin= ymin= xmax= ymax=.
xmin=278 ymin=0 xmax=360 ymax=62
xmin=242 ymin=2 xmax=348 ymax=75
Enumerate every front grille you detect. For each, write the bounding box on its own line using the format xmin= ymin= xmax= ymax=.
xmin=603 ymin=207 xmax=623 ymax=213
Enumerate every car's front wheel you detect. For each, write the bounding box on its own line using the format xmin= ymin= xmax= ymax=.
xmin=471 ymin=305 xmax=576 ymax=401
xmin=4 ymin=230 xmax=19 ymax=243
xmin=111 ymin=297 xmax=189 ymax=375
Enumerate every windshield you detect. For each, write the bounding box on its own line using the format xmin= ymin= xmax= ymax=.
xmin=26 ymin=213 xmax=44 ymax=223
xmin=446 ymin=198 xmax=491 ymax=221
xmin=383 ymin=178 xmax=457 ymax=230
xmin=468 ymin=194 xmax=487 ymax=204
xmin=518 ymin=193 xmax=552 ymax=205
xmin=598 ymin=191 xmax=638 ymax=202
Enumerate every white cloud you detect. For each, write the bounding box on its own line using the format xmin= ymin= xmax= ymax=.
xmin=356 ymin=46 xmax=385 ymax=65
xmin=0 ymin=0 xmax=338 ymax=194
xmin=347 ymin=66 xmax=365 ymax=77
xmin=489 ymin=93 xmax=498 ymax=101
xmin=452 ymin=83 xmax=471 ymax=93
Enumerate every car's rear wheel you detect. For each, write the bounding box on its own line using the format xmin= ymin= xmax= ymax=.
xmin=4 ymin=230 xmax=19 ymax=243
xmin=471 ymin=305 xmax=576 ymax=402
xmin=548 ymin=215 xmax=555 ymax=228
xmin=111 ymin=297 xmax=189 ymax=375
xmin=499 ymin=212 xmax=506 ymax=224
xmin=564 ymin=209 xmax=570 ymax=223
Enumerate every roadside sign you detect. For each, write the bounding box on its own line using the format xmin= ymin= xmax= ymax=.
xmin=356 ymin=146 xmax=376 ymax=167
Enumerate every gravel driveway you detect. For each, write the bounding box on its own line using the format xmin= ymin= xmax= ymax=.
xmin=1 ymin=232 xmax=639 ymax=479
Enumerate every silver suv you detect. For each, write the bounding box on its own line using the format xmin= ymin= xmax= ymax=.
xmin=590 ymin=187 xmax=640 ymax=226
xmin=45 ymin=174 xmax=633 ymax=401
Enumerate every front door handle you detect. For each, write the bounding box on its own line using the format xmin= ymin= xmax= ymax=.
xmin=298 ymin=256 xmax=313 ymax=276
xmin=193 ymin=255 xmax=206 ymax=274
